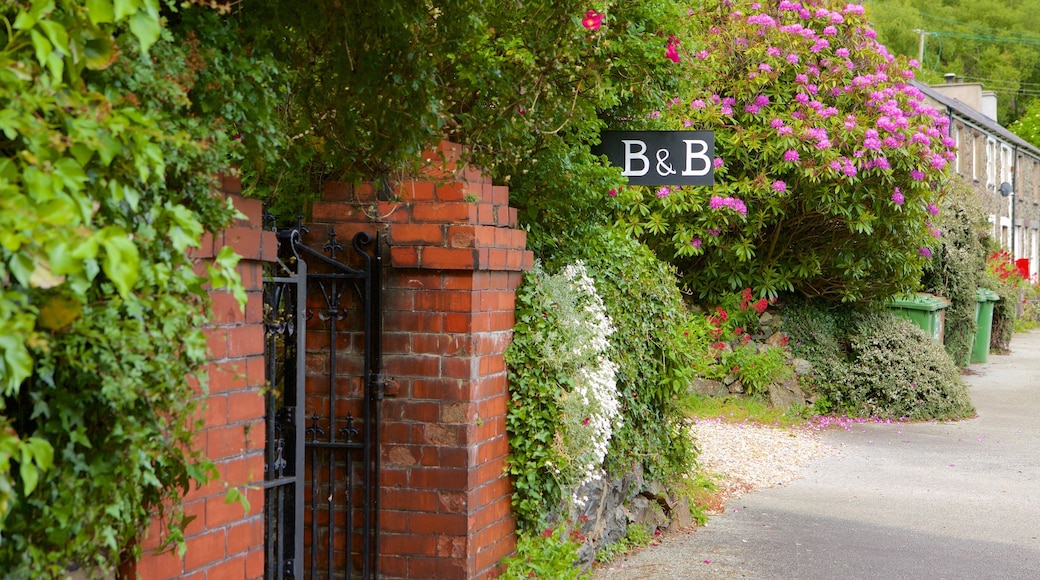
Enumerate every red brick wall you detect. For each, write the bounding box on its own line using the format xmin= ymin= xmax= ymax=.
xmin=124 ymin=179 xmax=274 ymax=579
xmin=308 ymin=141 xmax=532 ymax=579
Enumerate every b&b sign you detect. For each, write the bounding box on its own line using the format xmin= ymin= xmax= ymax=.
xmin=595 ymin=131 xmax=715 ymax=186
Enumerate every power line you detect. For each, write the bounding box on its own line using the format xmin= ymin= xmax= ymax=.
xmin=961 ymin=76 xmax=1040 ymax=88
xmin=918 ymin=10 xmax=1040 ymax=41
xmin=926 ymin=29 xmax=1040 ymax=47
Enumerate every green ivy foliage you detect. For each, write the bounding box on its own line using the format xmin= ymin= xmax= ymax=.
xmin=547 ymin=228 xmax=701 ymax=485
xmin=615 ymin=0 xmax=955 ymax=303
xmin=920 ymin=180 xmax=989 ymax=366
xmin=784 ymin=301 xmax=975 ymax=420
xmin=0 ymin=1 xmax=280 ymax=573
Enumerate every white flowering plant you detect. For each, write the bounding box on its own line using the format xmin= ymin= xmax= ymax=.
xmin=506 ymin=260 xmax=623 ymax=528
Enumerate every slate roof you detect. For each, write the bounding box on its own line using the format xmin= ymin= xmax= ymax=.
xmin=912 ymin=79 xmax=1040 ymax=159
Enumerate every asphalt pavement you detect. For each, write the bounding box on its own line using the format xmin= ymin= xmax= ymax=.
xmin=594 ymin=329 xmax=1040 ymax=579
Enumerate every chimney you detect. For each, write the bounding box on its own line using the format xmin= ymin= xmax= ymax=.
xmin=944 ymin=72 xmax=957 ymax=84
xmin=981 ymin=90 xmax=998 ymax=122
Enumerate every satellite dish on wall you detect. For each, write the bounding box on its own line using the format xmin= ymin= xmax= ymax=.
xmin=999 ymin=182 xmax=1013 ymax=197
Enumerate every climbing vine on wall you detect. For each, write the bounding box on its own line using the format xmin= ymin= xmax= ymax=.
xmin=0 ymin=0 xmax=281 ymax=574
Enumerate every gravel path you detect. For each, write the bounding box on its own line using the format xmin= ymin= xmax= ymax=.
xmin=688 ymin=419 xmax=837 ymax=507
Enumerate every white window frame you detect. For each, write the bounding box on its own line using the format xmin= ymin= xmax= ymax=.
xmin=986 ymin=138 xmax=997 ymax=187
xmin=1001 ymin=144 xmax=1013 ymax=186
xmin=954 ymin=126 xmax=961 ymax=175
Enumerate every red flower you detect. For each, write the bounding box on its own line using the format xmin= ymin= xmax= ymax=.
xmin=780 ymin=335 xmax=790 ymax=346
xmin=712 ymin=341 xmax=726 ymax=351
xmin=665 ymin=36 xmax=681 ymax=63
xmin=753 ymin=299 xmax=768 ymax=315
xmin=739 ymin=288 xmax=753 ymax=310
xmin=582 ymin=9 xmax=604 ymax=30
xmin=734 ymin=327 xmax=744 ymax=335
xmin=716 ymin=307 xmax=729 ymax=322
xmin=541 ymin=528 xmax=553 ymax=538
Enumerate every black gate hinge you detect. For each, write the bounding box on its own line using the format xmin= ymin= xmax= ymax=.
xmin=373 ymin=372 xmax=398 ymax=399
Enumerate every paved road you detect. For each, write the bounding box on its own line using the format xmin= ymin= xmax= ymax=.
xmin=595 ymin=330 xmax=1040 ymax=579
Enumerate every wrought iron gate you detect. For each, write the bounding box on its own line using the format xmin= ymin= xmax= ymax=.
xmin=263 ymin=221 xmax=382 ymax=579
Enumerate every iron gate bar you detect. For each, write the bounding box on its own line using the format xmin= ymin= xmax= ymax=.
xmin=264 ymin=221 xmax=382 ymax=580
xmin=263 ymin=227 xmax=308 ymax=580
xmin=291 ymin=231 xmax=382 ymax=580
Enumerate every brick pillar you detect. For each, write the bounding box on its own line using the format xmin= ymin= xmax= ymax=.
xmin=125 ymin=179 xmax=274 ymax=579
xmin=310 ymin=141 xmax=532 ymax=579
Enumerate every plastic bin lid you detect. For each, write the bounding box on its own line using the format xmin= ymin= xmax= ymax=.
xmin=976 ymin=288 xmax=1001 ymax=302
xmin=885 ymin=292 xmax=951 ymax=311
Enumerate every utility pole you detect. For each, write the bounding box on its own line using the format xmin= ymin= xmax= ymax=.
xmin=912 ymin=28 xmax=927 ymax=63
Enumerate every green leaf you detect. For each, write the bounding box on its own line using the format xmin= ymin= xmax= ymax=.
xmin=85 ymin=0 xmax=116 ymax=24
xmin=128 ymin=10 xmax=161 ymax=54
xmin=80 ymin=24 xmax=119 ymax=71
xmin=30 ymin=29 xmax=52 ymax=68
xmin=0 ymin=319 xmax=35 ymax=396
xmin=208 ymin=246 xmax=246 ymax=309
xmin=99 ymin=226 xmax=140 ymax=297
xmin=13 ymin=0 xmax=55 ymax=30
xmin=112 ymin=0 xmax=140 ymax=21
xmin=38 ymin=21 xmax=69 ymax=56
xmin=165 ymin=203 xmax=204 ymax=253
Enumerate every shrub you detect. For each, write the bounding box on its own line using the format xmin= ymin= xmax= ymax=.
xmin=985 ymin=250 xmax=1023 ymax=353
xmin=614 ymin=0 xmax=955 ymax=302
xmin=846 ymin=312 xmax=974 ymax=420
xmin=785 ymin=301 xmax=974 ymax=420
xmin=919 ymin=179 xmax=988 ymax=366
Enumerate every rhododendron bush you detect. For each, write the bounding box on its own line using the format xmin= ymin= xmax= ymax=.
xmin=612 ymin=0 xmax=957 ymax=302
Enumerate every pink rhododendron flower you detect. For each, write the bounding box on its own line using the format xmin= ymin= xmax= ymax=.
xmin=783 ymin=149 xmax=799 ymax=162
xmin=772 ymin=180 xmax=787 ymax=192
xmin=582 ymin=9 xmax=603 ymax=30
xmin=713 ymin=157 xmax=725 ymax=169
xmin=657 ymin=186 xmax=671 ymax=198
xmin=892 ymin=188 xmax=904 ymax=205
xmin=608 ymin=189 xmax=617 ymax=197
xmin=691 ymin=237 xmax=703 ymax=249
xmin=709 ymin=196 xmax=748 ymax=215
xmin=919 ymin=247 xmax=932 ymax=258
